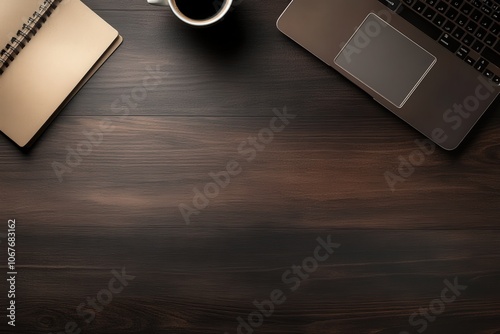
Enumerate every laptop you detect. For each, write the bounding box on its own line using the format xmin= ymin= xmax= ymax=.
xmin=277 ymin=0 xmax=500 ymax=150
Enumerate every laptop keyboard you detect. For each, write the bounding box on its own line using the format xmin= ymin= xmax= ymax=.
xmin=379 ymin=0 xmax=500 ymax=86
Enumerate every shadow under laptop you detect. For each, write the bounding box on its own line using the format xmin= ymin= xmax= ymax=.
xmin=327 ymin=61 xmax=500 ymax=157
xmin=448 ymin=97 xmax=500 ymax=158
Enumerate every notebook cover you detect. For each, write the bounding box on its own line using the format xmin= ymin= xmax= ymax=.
xmin=0 ymin=0 xmax=122 ymax=148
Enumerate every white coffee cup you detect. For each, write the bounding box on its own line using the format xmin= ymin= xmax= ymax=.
xmin=148 ymin=0 xmax=234 ymax=27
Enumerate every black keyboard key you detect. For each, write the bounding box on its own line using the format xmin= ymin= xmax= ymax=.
xmin=471 ymin=0 xmax=482 ymax=8
xmin=456 ymin=46 xmax=470 ymax=58
xmin=493 ymin=10 xmax=499 ymax=21
xmin=443 ymin=20 xmax=456 ymax=32
xmin=475 ymin=58 xmax=489 ymax=72
xmin=451 ymin=0 xmax=463 ymax=8
xmin=475 ymin=27 xmax=487 ymax=39
xmin=425 ymin=0 xmax=438 ymax=5
xmin=473 ymin=40 xmax=485 ymax=52
xmin=491 ymin=23 xmax=499 ymax=34
xmin=457 ymin=14 xmax=468 ymax=26
xmin=480 ymin=16 xmax=493 ymax=28
xmin=465 ymin=56 xmax=476 ymax=65
xmin=453 ymin=27 xmax=465 ymax=38
xmin=414 ymin=0 xmax=426 ymax=12
xmin=439 ymin=33 xmax=461 ymax=52
xmin=463 ymin=33 xmax=475 ymax=45
xmin=436 ymin=1 xmax=449 ymax=13
xmin=471 ymin=9 xmax=483 ymax=21
xmin=485 ymin=33 xmax=497 ymax=46
xmin=492 ymin=76 xmax=500 ymax=86
xmin=403 ymin=0 xmax=416 ymax=4
xmin=398 ymin=5 xmax=443 ymax=39
xmin=495 ymin=40 xmax=500 ymax=53
xmin=484 ymin=69 xmax=494 ymax=78
xmin=446 ymin=7 xmax=459 ymax=19
xmin=424 ymin=7 xmax=437 ymax=19
xmin=461 ymin=3 xmax=474 ymax=14
xmin=434 ymin=13 xmax=446 ymax=25
xmin=482 ymin=46 xmax=500 ymax=68
xmin=379 ymin=0 xmax=401 ymax=11
xmin=483 ymin=0 xmax=494 ymax=7
xmin=466 ymin=21 xmax=478 ymax=33
xmin=481 ymin=5 xmax=493 ymax=15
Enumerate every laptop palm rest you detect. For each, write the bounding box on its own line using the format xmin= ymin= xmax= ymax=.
xmin=334 ymin=13 xmax=436 ymax=108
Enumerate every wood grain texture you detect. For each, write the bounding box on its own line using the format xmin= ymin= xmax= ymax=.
xmin=0 ymin=0 xmax=499 ymax=333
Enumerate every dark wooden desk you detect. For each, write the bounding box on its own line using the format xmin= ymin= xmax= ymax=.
xmin=1 ymin=0 xmax=500 ymax=333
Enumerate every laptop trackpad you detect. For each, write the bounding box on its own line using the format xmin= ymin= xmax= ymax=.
xmin=334 ymin=13 xmax=436 ymax=108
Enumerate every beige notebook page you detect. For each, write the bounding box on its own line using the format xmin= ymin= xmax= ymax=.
xmin=0 ymin=0 xmax=43 ymax=50
xmin=0 ymin=0 xmax=118 ymax=147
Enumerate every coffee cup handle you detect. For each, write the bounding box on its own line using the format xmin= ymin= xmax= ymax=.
xmin=147 ymin=0 xmax=169 ymax=6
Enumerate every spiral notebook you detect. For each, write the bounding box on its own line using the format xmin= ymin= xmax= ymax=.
xmin=0 ymin=0 xmax=122 ymax=148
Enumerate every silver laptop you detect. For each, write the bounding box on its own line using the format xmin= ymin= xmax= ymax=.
xmin=277 ymin=0 xmax=500 ymax=150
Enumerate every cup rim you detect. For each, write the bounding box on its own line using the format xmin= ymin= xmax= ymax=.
xmin=168 ymin=0 xmax=233 ymax=26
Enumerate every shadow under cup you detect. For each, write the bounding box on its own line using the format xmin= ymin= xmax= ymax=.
xmin=169 ymin=0 xmax=233 ymax=26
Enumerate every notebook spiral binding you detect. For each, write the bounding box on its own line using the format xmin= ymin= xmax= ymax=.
xmin=0 ymin=0 xmax=62 ymax=75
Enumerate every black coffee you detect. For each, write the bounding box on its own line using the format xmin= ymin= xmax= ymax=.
xmin=175 ymin=0 xmax=224 ymax=20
